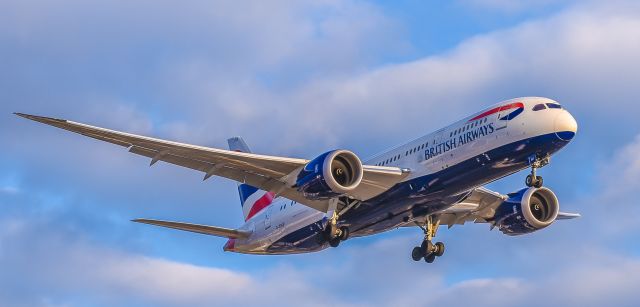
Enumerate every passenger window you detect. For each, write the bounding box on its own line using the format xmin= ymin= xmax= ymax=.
xmin=532 ymin=104 xmax=546 ymax=111
xmin=546 ymin=103 xmax=562 ymax=109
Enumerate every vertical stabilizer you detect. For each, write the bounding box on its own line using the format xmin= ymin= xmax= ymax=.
xmin=227 ymin=137 xmax=276 ymax=221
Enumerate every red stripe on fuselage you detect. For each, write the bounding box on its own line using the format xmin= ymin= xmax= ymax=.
xmin=468 ymin=102 xmax=524 ymax=122
xmin=245 ymin=192 xmax=276 ymax=221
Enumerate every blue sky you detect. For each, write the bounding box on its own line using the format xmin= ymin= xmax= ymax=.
xmin=2 ymin=0 xmax=640 ymax=306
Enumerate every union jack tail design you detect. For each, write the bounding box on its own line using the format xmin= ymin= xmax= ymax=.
xmin=227 ymin=137 xmax=276 ymax=221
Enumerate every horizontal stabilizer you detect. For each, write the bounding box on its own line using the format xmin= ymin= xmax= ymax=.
xmin=557 ymin=212 xmax=581 ymax=220
xmin=132 ymin=219 xmax=251 ymax=239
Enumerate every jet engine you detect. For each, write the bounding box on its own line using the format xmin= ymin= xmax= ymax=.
xmin=493 ymin=187 xmax=560 ymax=236
xmin=295 ymin=150 xmax=363 ymax=200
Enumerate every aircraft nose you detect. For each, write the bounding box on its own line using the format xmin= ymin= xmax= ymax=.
xmin=554 ymin=110 xmax=578 ymax=141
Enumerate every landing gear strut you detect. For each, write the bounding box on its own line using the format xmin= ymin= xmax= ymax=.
xmin=411 ymin=215 xmax=445 ymax=263
xmin=321 ymin=197 xmax=359 ymax=248
xmin=525 ymin=154 xmax=550 ymax=188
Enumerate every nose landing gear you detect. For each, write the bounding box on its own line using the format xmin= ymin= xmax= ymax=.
xmin=411 ymin=216 xmax=445 ymax=263
xmin=525 ymin=154 xmax=550 ymax=188
xmin=526 ymin=173 xmax=543 ymax=188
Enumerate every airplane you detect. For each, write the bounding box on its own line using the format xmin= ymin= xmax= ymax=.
xmin=16 ymin=96 xmax=580 ymax=263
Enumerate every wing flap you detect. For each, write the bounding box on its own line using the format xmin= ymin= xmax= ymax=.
xmin=133 ymin=218 xmax=251 ymax=239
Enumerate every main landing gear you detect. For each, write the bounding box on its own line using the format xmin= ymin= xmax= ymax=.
xmin=319 ymin=197 xmax=359 ymax=248
xmin=525 ymin=154 xmax=550 ymax=188
xmin=411 ymin=216 xmax=445 ymax=263
xmin=326 ymin=225 xmax=349 ymax=248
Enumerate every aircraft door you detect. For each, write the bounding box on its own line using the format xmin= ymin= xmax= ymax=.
xmin=264 ymin=206 xmax=273 ymax=230
xmin=434 ymin=131 xmax=450 ymax=168
xmin=495 ymin=106 xmax=509 ymax=131
xmin=425 ymin=131 xmax=446 ymax=170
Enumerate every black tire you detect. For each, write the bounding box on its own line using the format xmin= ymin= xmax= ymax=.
xmin=339 ymin=226 xmax=350 ymax=241
xmin=421 ymin=240 xmax=433 ymax=254
xmin=329 ymin=237 xmax=340 ymax=248
xmin=525 ymin=175 xmax=533 ymax=187
xmin=412 ymin=247 xmax=423 ymax=261
xmin=425 ymin=253 xmax=436 ymax=263
xmin=435 ymin=242 xmax=445 ymax=257
xmin=534 ymin=176 xmax=544 ymax=188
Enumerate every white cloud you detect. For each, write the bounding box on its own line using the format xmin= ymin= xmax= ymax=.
xmin=147 ymin=0 xmax=640 ymax=157
xmin=0 ymin=216 xmax=340 ymax=307
xmin=3 ymin=1 xmax=640 ymax=306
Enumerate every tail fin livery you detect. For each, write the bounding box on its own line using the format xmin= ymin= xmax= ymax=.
xmin=227 ymin=136 xmax=251 ymax=154
xmin=227 ymin=137 xmax=276 ymax=221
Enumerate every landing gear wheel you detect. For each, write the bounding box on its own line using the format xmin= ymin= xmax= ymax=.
xmin=412 ymin=247 xmax=423 ymax=261
xmin=435 ymin=242 xmax=445 ymax=257
xmin=526 ymin=175 xmax=544 ymax=188
xmin=534 ymin=176 xmax=543 ymax=188
xmin=338 ymin=226 xmax=350 ymax=241
xmin=328 ymin=237 xmax=341 ymax=248
xmin=421 ymin=240 xmax=433 ymax=255
xmin=425 ymin=253 xmax=436 ymax=263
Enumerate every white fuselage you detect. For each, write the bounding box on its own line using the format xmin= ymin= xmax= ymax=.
xmin=226 ymin=97 xmax=578 ymax=254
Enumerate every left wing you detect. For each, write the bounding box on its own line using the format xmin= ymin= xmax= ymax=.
xmin=16 ymin=113 xmax=409 ymax=212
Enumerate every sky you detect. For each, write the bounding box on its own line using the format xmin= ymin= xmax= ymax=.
xmin=1 ymin=0 xmax=640 ymax=306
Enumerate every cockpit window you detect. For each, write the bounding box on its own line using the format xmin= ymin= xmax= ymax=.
xmin=546 ymin=103 xmax=562 ymax=109
xmin=532 ymin=104 xmax=547 ymax=111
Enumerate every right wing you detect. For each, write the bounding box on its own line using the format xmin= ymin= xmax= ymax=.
xmin=133 ymin=219 xmax=251 ymax=239
xmin=436 ymin=187 xmax=506 ymax=227
xmin=408 ymin=187 xmax=581 ymax=228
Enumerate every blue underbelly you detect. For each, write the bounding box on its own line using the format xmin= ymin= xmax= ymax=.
xmin=266 ymin=132 xmax=571 ymax=253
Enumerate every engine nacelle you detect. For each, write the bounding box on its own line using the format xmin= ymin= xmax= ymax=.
xmin=493 ymin=187 xmax=560 ymax=236
xmin=295 ymin=150 xmax=364 ymax=200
